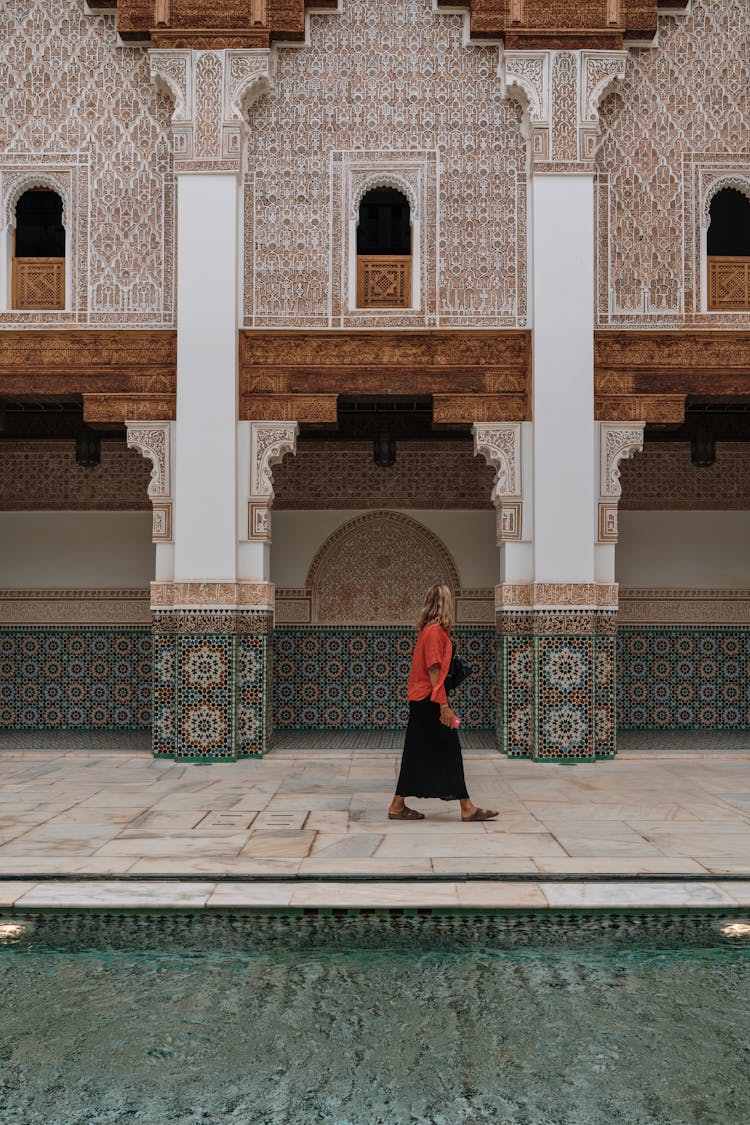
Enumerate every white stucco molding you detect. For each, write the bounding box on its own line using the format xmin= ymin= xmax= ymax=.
xmin=126 ymin=421 xmax=173 ymax=542
xmin=701 ymin=173 xmax=750 ymax=229
xmin=473 ymin=423 xmax=522 ymax=502
xmin=349 ymin=169 xmax=421 ymax=222
xmin=3 ymin=171 xmax=71 ymax=232
xmin=597 ymin=421 xmax=644 ymax=543
xmin=599 ymin=422 xmax=645 ymax=500
xmin=248 ymin=420 xmax=299 ymax=542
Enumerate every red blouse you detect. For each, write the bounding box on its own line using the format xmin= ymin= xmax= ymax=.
xmin=407 ymin=622 xmax=452 ymax=705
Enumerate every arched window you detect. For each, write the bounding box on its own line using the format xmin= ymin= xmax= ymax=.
xmin=12 ymin=189 xmax=66 ymax=310
xmin=707 ymin=188 xmax=750 ymax=311
xmin=356 ymin=188 xmax=412 ymax=309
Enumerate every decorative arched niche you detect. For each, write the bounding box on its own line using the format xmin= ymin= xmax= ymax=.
xmin=5 ymin=176 xmax=69 ymax=311
xmin=703 ymin=176 xmax=750 ymax=312
xmin=307 ymin=512 xmax=460 ymax=625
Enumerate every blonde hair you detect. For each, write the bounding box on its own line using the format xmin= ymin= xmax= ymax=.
xmin=416 ymin=583 xmax=454 ymax=632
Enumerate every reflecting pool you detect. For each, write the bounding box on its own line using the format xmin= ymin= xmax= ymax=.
xmin=1 ymin=912 xmax=749 ymax=1124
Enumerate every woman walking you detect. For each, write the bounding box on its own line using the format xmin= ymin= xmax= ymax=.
xmin=388 ymin=583 xmax=499 ymax=822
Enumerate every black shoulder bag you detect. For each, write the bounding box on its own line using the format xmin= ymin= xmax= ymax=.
xmin=444 ymin=641 xmax=473 ymax=695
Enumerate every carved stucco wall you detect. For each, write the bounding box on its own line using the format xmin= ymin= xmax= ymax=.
xmin=597 ymin=0 xmax=750 ymax=326
xmin=0 ymin=441 xmax=151 ymax=510
xmin=619 ymin=442 xmax=750 ymax=510
xmin=273 ymin=441 xmax=496 ymax=509
xmin=244 ymin=0 xmax=527 ymax=328
xmin=308 ymin=511 xmax=461 ymax=625
xmin=0 ymin=1 xmax=174 ymax=326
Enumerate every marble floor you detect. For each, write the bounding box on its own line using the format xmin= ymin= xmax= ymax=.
xmin=1 ymin=749 xmax=750 ymax=893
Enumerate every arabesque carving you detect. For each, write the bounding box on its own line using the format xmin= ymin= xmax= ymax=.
xmin=502 ymin=49 xmax=627 ymax=171
xmin=150 ymin=48 xmax=273 ymax=170
xmin=1 ymin=2 xmax=174 ymax=327
xmin=126 ymin=421 xmax=173 ymax=542
xmin=248 ymin=420 xmax=299 ymax=543
xmin=473 ymin=424 xmax=522 ymax=502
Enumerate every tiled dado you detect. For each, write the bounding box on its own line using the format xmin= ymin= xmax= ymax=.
xmin=272 ymin=627 xmax=496 ymax=731
xmin=152 ymin=610 xmax=273 ymax=761
xmin=619 ymin=627 xmax=750 ymax=731
xmin=0 ymin=628 xmax=151 ymax=731
xmin=499 ymin=611 xmax=617 ymax=761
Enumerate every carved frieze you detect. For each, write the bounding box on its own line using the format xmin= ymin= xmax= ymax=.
xmin=240 ymin=330 xmax=531 ymax=402
xmin=436 ymin=1 xmax=685 ymax=49
xmin=110 ymin=1 xmax=336 ymax=48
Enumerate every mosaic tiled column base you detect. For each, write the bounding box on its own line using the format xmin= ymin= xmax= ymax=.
xmin=152 ymin=609 xmax=273 ymax=761
xmin=498 ymin=610 xmax=617 ymax=761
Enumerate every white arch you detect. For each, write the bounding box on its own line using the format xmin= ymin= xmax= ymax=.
xmin=702 ymin=176 xmax=750 ymax=230
xmin=350 ymin=172 xmax=420 ymax=223
xmin=4 ymin=173 xmax=69 ymax=232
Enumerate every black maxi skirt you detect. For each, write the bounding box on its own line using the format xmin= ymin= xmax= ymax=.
xmin=395 ymin=695 xmax=469 ymax=801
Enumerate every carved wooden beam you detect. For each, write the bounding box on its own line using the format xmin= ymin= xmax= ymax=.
xmin=436 ymin=1 xmax=687 ymax=49
xmin=240 ymin=330 xmax=532 ymax=407
xmin=0 ymin=331 xmax=176 ymax=422
xmin=109 ymin=0 xmax=337 ymax=48
xmin=594 ymin=330 xmax=750 ymax=423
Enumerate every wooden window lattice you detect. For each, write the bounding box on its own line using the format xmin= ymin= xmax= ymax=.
xmin=12 ymin=257 xmax=65 ymax=310
xmin=357 ymin=255 xmax=411 ymax=309
xmin=708 ymin=256 xmax=750 ymax=311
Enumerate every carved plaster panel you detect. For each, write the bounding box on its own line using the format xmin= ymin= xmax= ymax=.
xmin=597 ymin=421 xmax=644 ymax=544
xmin=472 ymin=423 xmax=522 ymax=501
xmin=306 ymin=511 xmax=461 ymax=625
xmin=244 ymin=1 xmax=527 ymax=328
xmin=597 ymin=1 xmax=750 ymax=327
xmin=599 ymin=422 xmax=645 ymax=500
xmin=248 ymin=420 xmax=299 ymax=543
xmin=502 ymin=49 xmax=626 ymax=172
xmin=0 ymin=2 xmax=174 ymax=327
xmin=126 ymin=420 xmax=173 ymax=542
xmin=150 ymin=48 xmax=273 ymax=170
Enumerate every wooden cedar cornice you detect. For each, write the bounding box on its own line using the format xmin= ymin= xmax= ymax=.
xmin=239 ymin=328 xmax=532 ymax=423
xmin=0 ymin=330 xmax=176 ymax=422
xmin=436 ymin=1 xmax=689 ymax=50
xmin=595 ymin=329 xmax=750 ymax=422
xmin=90 ymin=1 xmax=338 ymax=49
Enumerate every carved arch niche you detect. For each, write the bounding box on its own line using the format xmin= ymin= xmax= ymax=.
xmin=307 ymin=512 xmax=461 ymax=625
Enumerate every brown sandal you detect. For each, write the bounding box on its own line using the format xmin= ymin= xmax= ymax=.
xmin=461 ymin=808 xmax=499 ymax=822
xmin=388 ymin=807 xmax=426 ymax=821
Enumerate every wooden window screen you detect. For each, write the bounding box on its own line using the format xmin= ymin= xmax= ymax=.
xmin=12 ymin=257 xmax=66 ymax=310
xmin=356 ymin=255 xmax=411 ymax=309
xmin=708 ymin=256 xmax=750 ymax=311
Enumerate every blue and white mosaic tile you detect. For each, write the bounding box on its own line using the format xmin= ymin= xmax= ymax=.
xmin=0 ymin=628 xmax=151 ymax=731
xmin=273 ymin=627 xmax=496 ymax=731
xmin=618 ymin=627 xmax=750 ymax=731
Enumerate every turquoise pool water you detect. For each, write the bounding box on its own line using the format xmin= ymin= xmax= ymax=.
xmin=1 ymin=912 xmax=749 ymax=1124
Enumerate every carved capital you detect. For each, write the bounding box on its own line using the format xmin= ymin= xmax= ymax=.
xmin=599 ymin=421 xmax=645 ymax=500
xmin=501 ymin=49 xmax=627 ymax=171
xmin=250 ymin=420 xmax=299 ymax=499
xmin=473 ymin=422 xmax=522 ymax=502
xmin=126 ymin=421 xmax=173 ymax=543
xmin=126 ymin=422 xmax=171 ymax=499
xmin=149 ymin=48 xmax=273 ymax=169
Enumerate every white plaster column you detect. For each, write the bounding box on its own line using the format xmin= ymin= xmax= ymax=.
xmin=532 ymin=173 xmax=596 ymax=584
xmin=174 ymin=173 xmax=240 ymax=583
